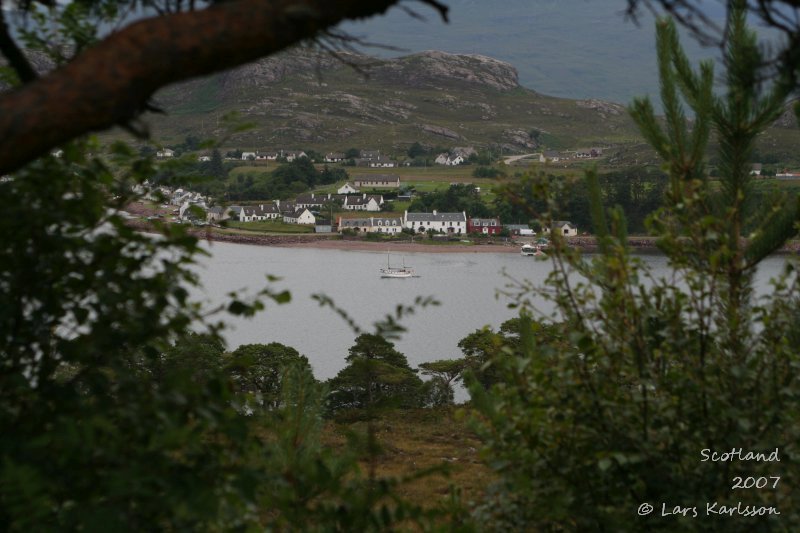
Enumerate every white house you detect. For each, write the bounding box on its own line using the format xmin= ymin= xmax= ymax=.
xmin=343 ymin=194 xmax=383 ymax=212
xmin=368 ymin=155 xmax=396 ymax=168
xmin=338 ymin=216 xmax=403 ymax=234
xmin=156 ymin=148 xmax=175 ymax=159
xmin=232 ymin=204 xmax=281 ymax=222
xmin=542 ymin=221 xmax=578 ymax=237
xmin=435 ymin=153 xmax=464 ymax=166
xmin=404 ymin=210 xmax=467 ymax=235
xmin=337 ymin=182 xmax=359 ymax=195
xmin=198 ymin=155 xmax=211 ymax=162
xmin=283 ymin=150 xmax=307 ymax=162
xmin=206 ymin=206 xmax=231 ymax=223
xmin=325 ymin=152 xmax=346 ymax=163
xmin=241 ymin=152 xmax=257 ymax=160
xmin=295 ymin=193 xmax=330 ymax=210
xmin=539 ymin=150 xmax=561 ymax=163
xmin=360 ymin=150 xmax=381 ymax=161
xmin=283 ymin=208 xmax=316 ymax=225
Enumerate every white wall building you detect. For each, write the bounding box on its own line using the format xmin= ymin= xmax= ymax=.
xmin=338 ymin=216 xmax=403 ymax=234
xmin=404 ymin=210 xmax=467 ymax=234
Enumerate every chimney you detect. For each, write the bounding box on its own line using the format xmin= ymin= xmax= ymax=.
xmin=433 ymin=209 xmax=438 ymax=216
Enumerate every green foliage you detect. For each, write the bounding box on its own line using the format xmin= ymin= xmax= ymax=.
xmin=410 ymin=183 xmax=489 ymax=217
xmin=0 ymin=142 xmax=262 ymax=529
xmin=227 ymin=342 xmax=314 ymax=412
xmin=327 ymin=334 xmax=424 ymax=413
xmin=471 ymin=165 xmax=504 ymax=178
xmin=470 ymin=4 xmax=800 ymax=530
xmin=407 ymin=141 xmax=427 ymax=158
xmin=0 ymin=139 xmax=459 ymax=529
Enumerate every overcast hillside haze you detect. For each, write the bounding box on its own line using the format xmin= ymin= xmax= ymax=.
xmin=146 ymin=48 xmax=643 ymax=155
xmin=142 ymin=45 xmax=798 ymax=162
xmin=6 ymin=0 xmax=791 ymax=158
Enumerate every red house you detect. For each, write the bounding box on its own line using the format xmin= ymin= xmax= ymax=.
xmin=468 ymin=217 xmax=502 ymax=235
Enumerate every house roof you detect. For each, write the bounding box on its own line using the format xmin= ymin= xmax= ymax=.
xmin=503 ymin=224 xmax=530 ymax=230
xmin=339 ymin=217 xmax=401 ymax=227
xmin=354 ymin=174 xmax=400 ymax=183
xmin=295 ymin=194 xmax=327 ymax=205
xmin=286 ymin=208 xmax=312 ymax=218
xmin=406 ymin=211 xmax=466 ymax=223
xmin=242 ymin=204 xmax=279 ymax=216
xmin=345 ymin=195 xmax=382 ymax=206
xmin=469 ymin=218 xmax=499 ymax=225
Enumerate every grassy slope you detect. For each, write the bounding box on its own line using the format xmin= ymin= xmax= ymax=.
xmin=141 ymin=54 xmax=644 ymax=156
xmin=323 ymin=408 xmax=493 ymax=509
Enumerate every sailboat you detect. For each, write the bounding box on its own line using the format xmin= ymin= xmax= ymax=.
xmin=380 ymin=252 xmax=415 ymax=278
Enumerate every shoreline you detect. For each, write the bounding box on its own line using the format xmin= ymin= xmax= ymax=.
xmin=127 ymin=220 xmax=800 ymax=255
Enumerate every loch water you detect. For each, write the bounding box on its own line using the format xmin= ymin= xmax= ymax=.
xmin=194 ymin=241 xmax=790 ymax=382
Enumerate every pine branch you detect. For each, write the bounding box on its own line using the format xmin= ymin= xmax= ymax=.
xmin=745 ymin=195 xmax=800 ymax=268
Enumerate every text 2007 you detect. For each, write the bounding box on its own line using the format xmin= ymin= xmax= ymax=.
xmin=731 ymin=476 xmax=780 ymax=490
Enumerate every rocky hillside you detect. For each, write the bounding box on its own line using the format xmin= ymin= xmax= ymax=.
xmin=144 ymin=48 xmax=638 ymax=154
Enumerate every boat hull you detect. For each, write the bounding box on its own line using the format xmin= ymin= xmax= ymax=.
xmin=380 ymin=268 xmax=414 ymax=278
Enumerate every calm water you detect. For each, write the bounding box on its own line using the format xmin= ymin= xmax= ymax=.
xmin=194 ymin=242 xmax=790 ymax=383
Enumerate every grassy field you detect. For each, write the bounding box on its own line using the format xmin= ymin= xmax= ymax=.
xmin=322 ymin=407 xmax=493 ymax=509
xmin=224 ymin=220 xmax=315 ymax=233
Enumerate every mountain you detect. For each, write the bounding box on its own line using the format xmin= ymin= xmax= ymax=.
xmin=146 ymin=48 xmax=641 ymax=155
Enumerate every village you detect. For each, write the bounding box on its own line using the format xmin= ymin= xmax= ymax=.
xmin=141 ymin=172 xmax=580 ymax=240
xmin=134 ymin=145 xmax=589 ymax=245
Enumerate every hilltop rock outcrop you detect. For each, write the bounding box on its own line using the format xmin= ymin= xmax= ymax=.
xmin=370 ymin=51 xmax=519 ymax=91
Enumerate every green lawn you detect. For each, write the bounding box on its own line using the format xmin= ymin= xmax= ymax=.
xmin=223 ymin=220 xmax=315 ymax=233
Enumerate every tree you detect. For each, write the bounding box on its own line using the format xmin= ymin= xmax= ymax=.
xmin=0 ymin=1 xmax=454 ymax=529
xmin=161 ymin=332 xmax=226 ymax=383
xmin=0 ymin=0 xmax=449 ymax=175
xmin=227 ymin=342 xmax=313 ymax=411
xmin=469 ymin=4 xmax=800 ymax=529
xmin=407 ymin=141 xmax=427 ymax=158
xmin=327 ymin=334 xmax=424 ymax=413
xmin=419 ymin=359 xmax=467 ymax=406
xmin=207 ymin=148 xmax=226 ymax=179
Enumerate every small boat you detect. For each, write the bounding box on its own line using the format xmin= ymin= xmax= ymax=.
xmin=380 ymin=253 xmax=415 ymax=278
xmin=521 ymin=244 xmax=542 ymax=256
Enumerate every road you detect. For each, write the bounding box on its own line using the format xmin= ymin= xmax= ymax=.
xmin=503 ymin=153 xmax=540 ymax=165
